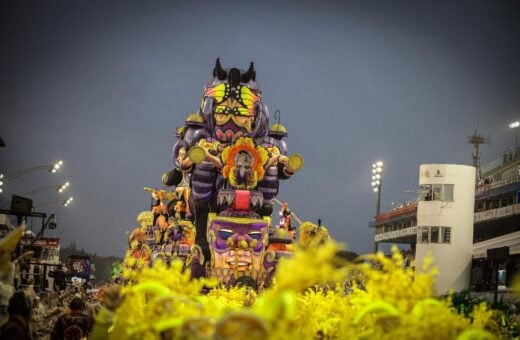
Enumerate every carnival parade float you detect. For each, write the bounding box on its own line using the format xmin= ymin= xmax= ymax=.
xmin=123 ymin=59 xmax=304 ymax=288
xmin=105 ymin=60 xmax=506 ymax=339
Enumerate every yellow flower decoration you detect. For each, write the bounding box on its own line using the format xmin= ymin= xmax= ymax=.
xmin=298 ymin=221 xmax=331 ymax=249
xmin=101 ymin=238 xmax=504 ymax=339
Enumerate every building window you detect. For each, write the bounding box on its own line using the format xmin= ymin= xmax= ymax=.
xmin=432 ymin=186 xmax=441 ymax=200
xmin=421 ymin=184 xmax=454 ymax=202
xmin=419 ymin=227 xmax=429 ymax=243
xmin=443 ymin=184 xmax=454 ymax=201
xmin=417 ymin=226 xmax=451 ymax=244
xmin=431 ymin=227 xmax=440 ymax=243
xmin=441 ymin=227 xmax=451 ymax=244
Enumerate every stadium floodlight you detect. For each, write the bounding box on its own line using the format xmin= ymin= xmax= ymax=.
xmin=370 ymin=161 xmax=385 ymax=216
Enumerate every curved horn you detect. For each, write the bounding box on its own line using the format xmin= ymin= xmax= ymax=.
xmin=213 ymin=58 xmax=227 ymax=80
xmin=249 ymin=102 xmax=269 ymax=139
xmin=241 ymin=62 xmax=255 ymax=83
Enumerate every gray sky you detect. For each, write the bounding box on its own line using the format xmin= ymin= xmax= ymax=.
xmin=1 ymin=0 xmax=519 ymax=256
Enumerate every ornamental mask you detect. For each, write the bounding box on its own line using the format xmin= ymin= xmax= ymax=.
xmin=207 ymin=211 xmax=269 ymax=281
xmin=221 ymin=137 xmax=269 ymax=190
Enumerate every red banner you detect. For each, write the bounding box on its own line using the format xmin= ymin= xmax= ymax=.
xmin=20 ymin=237 xmax=60 ymax=248
xmin=376 ymin=204 xmax=417 ymax=222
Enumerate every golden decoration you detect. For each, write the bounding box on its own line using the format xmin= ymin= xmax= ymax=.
xmin=188 ymin=146 xmax=206 ymax=164
xmin=288 ymin=154 xmax=304 ymax=172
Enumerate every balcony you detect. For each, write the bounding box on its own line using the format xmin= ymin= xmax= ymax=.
xmin=474 ymin=203 xmax=520 ymax=223
xmin=375 ymin=203 xmax=417 ymax=223
xmin=476 ymin=174 xmax=520 ymax=197
xmin=374 ymin=226 xmax=418 ymax=242
xmin=473 ymin=230 xmax=520 ymax=258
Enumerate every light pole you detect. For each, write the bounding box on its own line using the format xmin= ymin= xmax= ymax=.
xmin=371 ymin=161 xmax=384 ymax=253
xmin=21 ymin=182 xmax=70 ymax=196
xmin=3 ymin=160 xmax=63 ymax=184
xmin=22 ymin=182 xmax=70 ymax=196
xmin=33 ymin=196 xmax=73 ymax=210
xmin=509 ymin=121 xmax=519 ymax=153
xmin=0 ymin=182 xmax=71 ymax=209
xmin=371 ymin=161 xmax=384 ymax=216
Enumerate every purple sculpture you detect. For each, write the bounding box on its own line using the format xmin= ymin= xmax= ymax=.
xmin=161 ymin=59 xmax=303 ymax=285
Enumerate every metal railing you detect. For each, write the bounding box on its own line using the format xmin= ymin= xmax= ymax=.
xmin=374 ymin=226 xmax=418 ymax=242
xmin=375 ymin=203 xmax=417 ymax=222
xmin=479 ymin=157 xmax=504 ymax=176
xmin=486 ymin=174 xmax=520 ymax=190
xmin=474 ymin=203 xmax=520 ymax=223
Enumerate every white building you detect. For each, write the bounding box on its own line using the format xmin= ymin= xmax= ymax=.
xmin=415 ymin=164 xmax=476 ymax=294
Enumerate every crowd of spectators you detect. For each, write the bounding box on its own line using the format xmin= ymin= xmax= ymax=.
xmin=0 ymin=250 xmax=100 ymax=339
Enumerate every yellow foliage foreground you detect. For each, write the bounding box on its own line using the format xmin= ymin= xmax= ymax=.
xmin=94 ymin=243 xmax=498 ymax=340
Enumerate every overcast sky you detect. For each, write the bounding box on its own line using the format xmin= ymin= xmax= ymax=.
xmin=1 ymin=0 xmax=519 ymax=256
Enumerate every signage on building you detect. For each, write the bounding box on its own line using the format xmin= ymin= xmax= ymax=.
xmin=20 ymin=237 xmax=61 ymax=263
xmin=21 ymin=237 xmax=60 ymax=248
xmin=421 ymin=167 xmax=446 ymax=181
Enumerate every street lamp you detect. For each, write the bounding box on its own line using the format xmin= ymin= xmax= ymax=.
xmin=58 ymin=182 xmax=70 ymax=193
xmin=22 ymin=181 xmax=71 ymax=196
xmin=509 ymin=121 xmax=520 ymax=151
xmin=63 ymin=197 xmax=74 ymax=207
xmin=0 ymin=182 xmax=71 ymax=209
xmin=3 ymin=160 xmax=64 ymax=184
xmin=49 ymin=160 xmax=63 ymax=174
xmin=371 ymin=161 xmax=384 ymax=216
xmin=33 ymin=196 xmax=73 ymax=210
